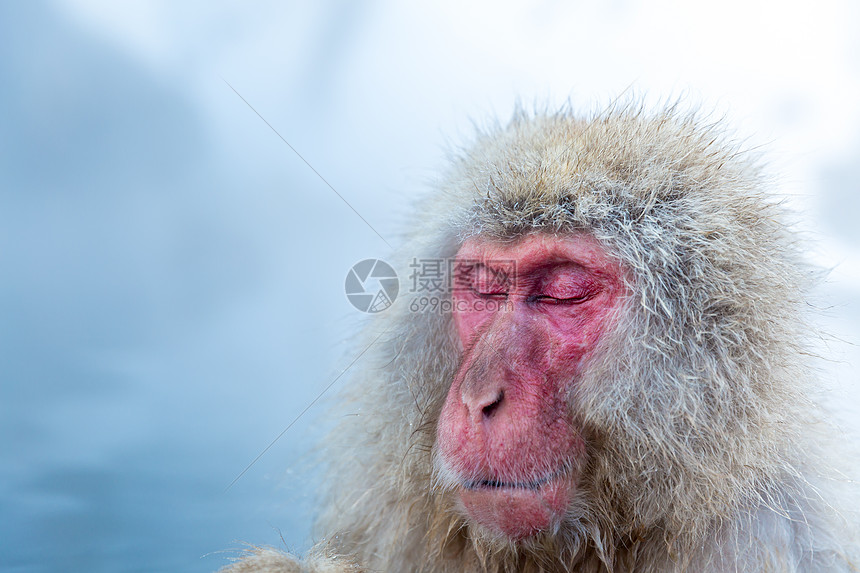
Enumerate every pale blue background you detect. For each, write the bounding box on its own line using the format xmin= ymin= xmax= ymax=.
xmin=2 ymin=2 xmax=859 ymax=571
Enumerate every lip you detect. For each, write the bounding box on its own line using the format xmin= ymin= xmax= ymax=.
xmin=464 ymin=469 xmax=564 ymax=491
xmin=458 ymin=469 xmax=572 ymax=539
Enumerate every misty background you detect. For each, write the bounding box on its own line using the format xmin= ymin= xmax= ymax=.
xmin=1 ymin=1 xmax=859 ymax=571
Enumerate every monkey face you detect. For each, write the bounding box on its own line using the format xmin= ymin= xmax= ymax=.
xmin=435 ymin=232 xmax=628 ymax=540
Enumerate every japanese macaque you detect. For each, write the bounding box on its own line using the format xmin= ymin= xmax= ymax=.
xmin=221 ymin=104 xmax=859 ymax=572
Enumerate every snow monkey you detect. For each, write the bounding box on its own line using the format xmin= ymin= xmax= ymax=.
xmin=221 ymin=105 xmax=859 ymax=572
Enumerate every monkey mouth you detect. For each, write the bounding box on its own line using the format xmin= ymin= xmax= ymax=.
xmin=464 ymin=470 xmax=563 ymax=491
xmin=457 ymin=469 xmax=572 ymax=540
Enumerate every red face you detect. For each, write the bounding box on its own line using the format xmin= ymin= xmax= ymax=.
xmin=436 ymin=233 xmax=627 ymax=539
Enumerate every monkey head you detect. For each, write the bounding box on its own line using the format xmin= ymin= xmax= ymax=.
xmin=409 ymin=107 xmax=808 ymax=553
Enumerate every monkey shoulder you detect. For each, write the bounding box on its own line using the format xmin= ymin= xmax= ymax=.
xmin=218 ymin=547 xmax=364 ymax=573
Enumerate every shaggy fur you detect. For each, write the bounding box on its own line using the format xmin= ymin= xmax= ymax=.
xmin=220 ymin=103 xmax=858 ymax=572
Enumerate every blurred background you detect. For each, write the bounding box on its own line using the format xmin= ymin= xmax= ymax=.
xmin=1 ymin=1 xmax=858 ymax=571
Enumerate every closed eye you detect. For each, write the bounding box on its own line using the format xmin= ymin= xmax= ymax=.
xmin=529 ymin=294 xmax=591 ymax=305
xmin=472 ymin=288 xmax=508 ymax=299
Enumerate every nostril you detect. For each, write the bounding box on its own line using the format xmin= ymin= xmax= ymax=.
xmin=481 ymin=390 xmax=504 ymax=419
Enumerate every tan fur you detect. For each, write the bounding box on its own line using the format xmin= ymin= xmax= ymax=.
xmin=220 ymin=103 xmax=859 ymax=572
